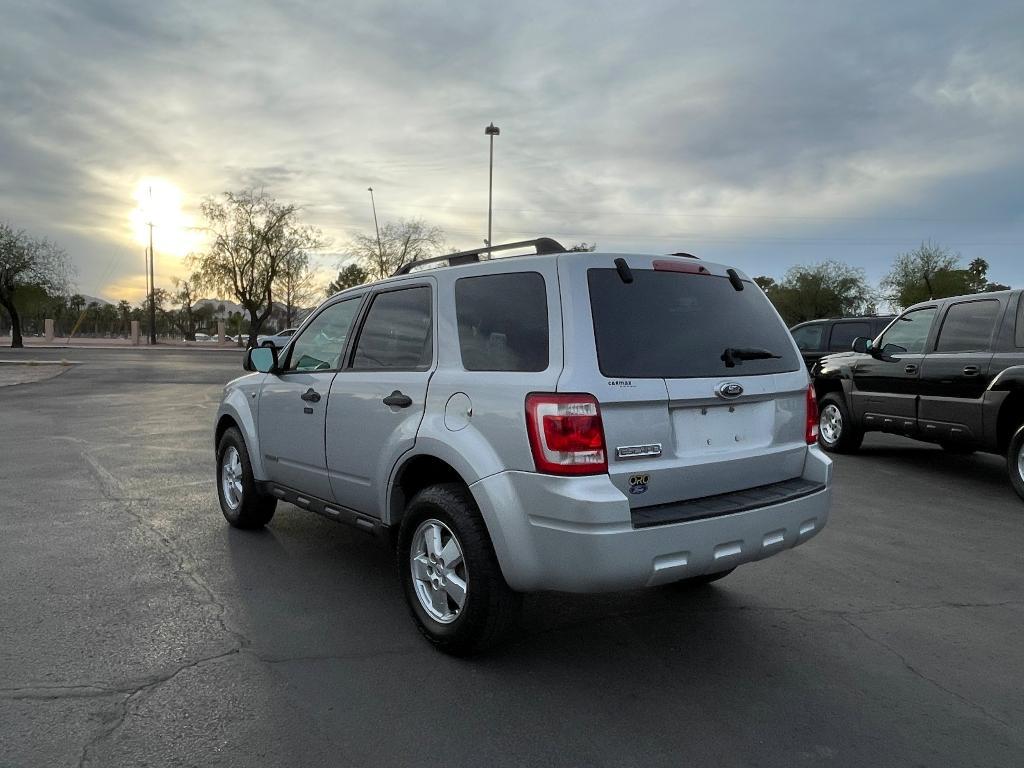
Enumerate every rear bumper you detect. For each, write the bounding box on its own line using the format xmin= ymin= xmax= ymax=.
xmin=470 ymin=447 xmax=832 ymax=592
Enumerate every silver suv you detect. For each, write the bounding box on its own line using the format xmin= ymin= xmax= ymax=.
xmin=214 ymin=239 xmax=832 ymax=653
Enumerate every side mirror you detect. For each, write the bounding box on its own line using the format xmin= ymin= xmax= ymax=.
xmin=851 ymin=336 xmax=872 ymax=354
xmin=245 ymin=346 xmax=278 ymax=373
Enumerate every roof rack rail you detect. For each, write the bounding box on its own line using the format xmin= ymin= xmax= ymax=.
xmin=668 ymin=252 xmax=699 ymax=259
xmin=393 ymin=237 xmax=567 ymax=276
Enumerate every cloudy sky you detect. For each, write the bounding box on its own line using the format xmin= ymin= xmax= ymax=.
xmin=2 ymin=0 xmax=1022 ymax=302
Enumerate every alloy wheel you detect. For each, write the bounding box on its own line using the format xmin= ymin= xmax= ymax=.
xmin=221 ymin=446 xmax=243 ymax=510
xmin=410 ymin=519 xmax=467 ymax=624
xmin=820 ymin=403 xmax=843 ymax=445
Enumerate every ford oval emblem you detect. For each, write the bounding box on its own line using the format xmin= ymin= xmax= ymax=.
xmin=716 ymin=382 xmax=744 ymax=399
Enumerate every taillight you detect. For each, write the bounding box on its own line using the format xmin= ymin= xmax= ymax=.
xmin=806 ymin=385 xmax=819 ymax=445
xmin=525 ymin=393 xmax=608 ymax=475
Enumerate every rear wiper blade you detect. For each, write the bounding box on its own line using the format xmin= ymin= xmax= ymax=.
xmin=721 ymin=347 xmax=781 ymax=368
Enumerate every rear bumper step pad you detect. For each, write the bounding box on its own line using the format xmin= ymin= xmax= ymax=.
xmin=631 ymin=477 xmax=826 ymax=529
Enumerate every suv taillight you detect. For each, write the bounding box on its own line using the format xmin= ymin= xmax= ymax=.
xmin=525 ymin=393 xmax=608 ymax=475
xmin=806 ymin=385 xmax=819 ymax=445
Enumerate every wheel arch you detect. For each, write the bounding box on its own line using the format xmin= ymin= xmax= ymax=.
xmin=388 ymin=453 xmax=474 ymax=528
xmin=995 ymin=387 xmax=1024 ymax=454
xmin=215 ymin=389 xmax=266 ymax=480
xmin=215 ymin=413 xmax=239 ymax=448
xmin=813 ymin=376 xmax=845 ymax=403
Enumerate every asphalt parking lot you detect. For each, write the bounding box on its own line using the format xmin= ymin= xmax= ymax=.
xmin=1 ymin=347 xmax=1022 ymax=767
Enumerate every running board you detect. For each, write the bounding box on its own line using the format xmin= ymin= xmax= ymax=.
xmin=257 ymin=482 xmax=387 ymax=538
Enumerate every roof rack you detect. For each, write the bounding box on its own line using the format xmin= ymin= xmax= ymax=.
xmin=669 ymin=252 xmax=699 ymax=259
xmin=393 ymin=237 xmax=567 ymax=276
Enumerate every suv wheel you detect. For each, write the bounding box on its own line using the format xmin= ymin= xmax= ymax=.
xmin=398 ymin=484 xmax=521 ymax=655
xmin=1007 ymin=425 xmax=1024 ymax=502
xmin=216 ymin=427 xmax=276 ymax=529
xmin=817 ymin=393 xmax=863 ymax=453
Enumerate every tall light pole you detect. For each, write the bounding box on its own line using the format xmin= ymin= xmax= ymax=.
xmin=367 ymin=187 xmax=384 ymax=268
xmin=147 ymin=186 xmax=157 ymax=344
xmin=485 ymin=122 xmax=500 ymax=256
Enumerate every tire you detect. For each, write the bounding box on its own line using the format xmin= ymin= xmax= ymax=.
xmin=216 ymin=427 xmax=276 ymax=529
xmin=817 ymin=393 xmax=863 ymax=454
xmin=398 ymin=483 xmax=521 ymax=655
xmin=1007 ymin=425 xmax=1024 ymax=502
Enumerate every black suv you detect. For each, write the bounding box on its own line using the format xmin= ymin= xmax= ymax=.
xmin=790 ymin=316 xmax=894 ymax=368
xmin=812 ymin=290 xmax=1024 ymax=501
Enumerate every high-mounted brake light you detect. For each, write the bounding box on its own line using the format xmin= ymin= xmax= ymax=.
xmin=806 ymin=385 xmax=819 ymax=445
xmin=652 ymin=259 xmax=710 ymax=275
xmin=525 ymin=393 xmax=607 ymax=476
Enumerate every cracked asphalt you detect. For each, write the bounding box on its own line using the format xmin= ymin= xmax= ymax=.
xmin=1 ymin=347 xmax=1022 ymax=767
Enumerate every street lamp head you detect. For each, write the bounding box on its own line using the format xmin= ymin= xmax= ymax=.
xmin=485 ymin=123 xmax=500 ymax=136
xmin=367 ymin=187 xmax=373 ymax=193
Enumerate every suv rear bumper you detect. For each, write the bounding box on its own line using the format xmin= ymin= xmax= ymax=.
xmin=470 ymin=447 xmax=832 ymax=592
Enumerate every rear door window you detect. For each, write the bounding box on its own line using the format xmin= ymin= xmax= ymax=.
xmin=791 ymin=323 xmax=826 ymax=352
xmin=587 ymin=269 xmax=800 ymax=378
xmin=351 ymin=286 xmax=433 ymax=370
xmin=829 ymin=322 xmax=871 ymax=352
xmin=455 ymin=272 xmax=549 ymax=371
xmin=935 ymin=299 xmax=1000 ymax=353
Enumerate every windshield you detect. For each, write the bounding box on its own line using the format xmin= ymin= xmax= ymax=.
xmin=587 ymin=268 xmax=800 ymax=378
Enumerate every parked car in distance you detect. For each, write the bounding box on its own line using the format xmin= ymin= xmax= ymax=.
xmin=790 ymin=316 xmax=894 ymax=369
xmin=215 ymin=239 xmax=833 ymax=653
xmin=194 ymin=332 xmax=213 ymax=342
xmin=813 ymin=289 xmax=1024 ymax=500
xmin=257 ymin=328 xmax=298 ymax=349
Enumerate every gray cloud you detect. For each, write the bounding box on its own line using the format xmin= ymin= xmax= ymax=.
xmin=1 ymin=0 xmax=1021 ymax=299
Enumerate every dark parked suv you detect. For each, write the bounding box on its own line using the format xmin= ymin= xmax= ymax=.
xmin=812 ymin=290 xmax=1024 ymax=501
xmin=790 ymin=316 xmax=894 ymax=368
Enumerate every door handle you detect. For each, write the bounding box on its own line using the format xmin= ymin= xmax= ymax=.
xmin=962 ymin=365 xmax=980 ymax=376
xmin=382 ymin=390 xmax=413 ymax=408
xmin=904 ymin=364 xmax=918 ymax=374
xmin=300 ymin=388 xmax=321 ymax=403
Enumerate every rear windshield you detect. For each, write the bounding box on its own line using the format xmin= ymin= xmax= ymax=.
xmin=587 ymin=269 xmax=800 ymax=378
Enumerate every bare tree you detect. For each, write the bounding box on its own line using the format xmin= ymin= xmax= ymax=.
xmin=0 ymin=223 xmax=73 ymax=348
xmin=277 ymin=249 xmax=322 ymax=327
xmin=191 ymin=190 xmax=324 ymax=346
xmin=567 ymin=242 xmax=598 ymax=252
xmin=349 ymin=218 xmax=445 ymax=280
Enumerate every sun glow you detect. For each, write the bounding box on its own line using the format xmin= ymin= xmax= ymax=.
xmin=129 ymin=178 xmax=202 ymax=258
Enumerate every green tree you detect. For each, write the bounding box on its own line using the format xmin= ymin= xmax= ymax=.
xmin=117 ymin=300 xmax=132 ymax=337
xmin=965 ymin=258 xmax=1011 ymax=294
xmin=882 ymin=242 xmax=970 ymax=309
xmin=327 ymin=263 xmax=369 ymax=294
xmin=0 ymin=223 xmax=73 ymax=347
xmin=759 ymin=261 xmax=872 ymax=326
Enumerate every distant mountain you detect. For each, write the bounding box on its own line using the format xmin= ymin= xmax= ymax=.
xmin=80 ymin=294 xmax=114 ymax=307
xmin=194 ymin=298 xmax=245 ymax=316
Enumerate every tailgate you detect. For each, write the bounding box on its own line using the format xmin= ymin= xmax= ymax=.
xmin=558 ymin=252 xmax=808 ymax=509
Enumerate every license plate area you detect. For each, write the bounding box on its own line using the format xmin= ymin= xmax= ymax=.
xmin=673 ymin=401 xmax=774 ymax=455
